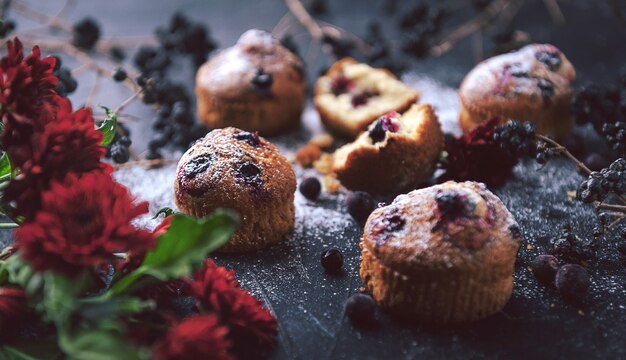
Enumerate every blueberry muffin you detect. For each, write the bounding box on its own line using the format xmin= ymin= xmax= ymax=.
xmin=332 ymin=104 xmax=443 ymax=195
xmin=314 ymin=58 xmax=420 ymax=138
xmin=195 ymin=29 xmax=306 ymax=136
xmin=459 ymin=44 xmax=575 ymax=139
xmin=174 ymin=127 xmax=296 ymax=252
xmin=359 ymin=181 xmax=522 ymax=324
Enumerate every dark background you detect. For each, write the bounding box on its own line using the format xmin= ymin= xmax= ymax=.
xmin=2 ymin=1 xmax=626 ymax=359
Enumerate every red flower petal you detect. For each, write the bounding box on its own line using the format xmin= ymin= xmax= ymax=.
xmin=186 ymin=260 xmax=278 ymax=347
xmin=153 ymin=314 xmax=233 ymax=360
xmin=15 ymin=171 xmax=155 ymax=275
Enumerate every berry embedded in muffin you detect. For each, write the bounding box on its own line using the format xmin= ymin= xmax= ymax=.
xmin=314 ymin=58 xmax=420 ymax=138
xmin=459 ymin=44 xmax=575 ymax=139
xmin=332 ymin=104 xmax=443 ymax=195
xmin=174 ymin=127 xmax=296 ymax=252
xmin=359 ymin=181 xmax=522 ymax=324
xmin=195 ymin=29 xmax=306 ymax=136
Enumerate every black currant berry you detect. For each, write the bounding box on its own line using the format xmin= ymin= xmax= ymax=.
xmin=320 ymin=248 xmax=343 ymax=273
xmin=345 ymin=294 xmax=377 ymax=328
xmin=530 ymin=254 xmax=559 ymax=286
xmin=346 ymin=191 xmax=376 ymax=222
xmin=299 ymin=177 xmax=321 ymax=201
xmin=555 ymin=264 xmax=590 ymax=301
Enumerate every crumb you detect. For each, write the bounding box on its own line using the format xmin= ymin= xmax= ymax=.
xmin=310 ymin=133 xmax=334 ymax=149
xmin=359 ymin=287 xmax=366 ymax=293
xmin=526 ymin=244 xmax=534 ymax=250
xmin=566 ymin=190 xmax=577 ymax=201
xmin=295 ymin=143 xmax=322 ymax=167
xmin=323 ymin=175 xmax=341 ymax=193
xmin=577 ymin=309 xmax=585 ymax=316
xmin=550 ymin=303 xmax=555 ymax=308
xmin=285 ymin=152 xmax=296 ymax=163
xmin=313 ymin=153 xmax=334 ymax=175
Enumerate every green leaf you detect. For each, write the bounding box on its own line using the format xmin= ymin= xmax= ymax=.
xmin=107 ymin=210 xmax=238 ymax=297
xmin=1 ymin=255 xmax=43 ymax=297
xmin=0 ymin=152 xmax=15 ymax=183
xmin=78 ymin=297 xmax=154 ymax=322
xmin=152 ymin=207 xmax=174 ymax=219
xmin=0 ymin=346 xmax=40 ymax=360
xmin=97 ymin=106 xmax=118 ymax=146
xmin=42 ymin=273 xmax=85 ymax=325
xmin=58 ymin=327 xmax=149 ymax=360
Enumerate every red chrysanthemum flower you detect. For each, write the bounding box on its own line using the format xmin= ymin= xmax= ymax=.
xmin=4 ymin=102 xmax=106 ymax=219
xmin=0 ymin=38 xmax=58 ymax=122
xmin=186 ymin=260 xmax=278 ymax=347
xmin=0 ymin=287 xmax=32 ymax=344
xmin=438 ymin=118 xmax=518 ymax=187
xmin=15 ymin=171 xmax=155 ymax=275
xmin=153 ymin=314 xmax=233 ymax=360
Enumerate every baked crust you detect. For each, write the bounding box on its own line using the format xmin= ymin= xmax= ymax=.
xmin=313 ymin=58 xmax=420 ymax=138
xmin=174 ymin=127 xmax=296 ymax=252
xmin=359 ymin=181 xmax=522 ymax=324
xmin=458 ymin=44 xmax=575 ymax=139
xmin=195 ymin=29 xmax=306 ymax=136
xmin=332 ymin=104 xmax=443 ymax=195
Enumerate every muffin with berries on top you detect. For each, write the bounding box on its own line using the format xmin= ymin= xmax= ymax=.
xmin=459 ymin=44 xmax=575 ymax=139
xmin=332 ymin=104 xmax=443 ymax=195
xmin=195 ymin=29 xmax=306 ymax=136
xmin=174 ymin=127 xmax=296 ymax=252
xmin=314 ymin=58 xmax=420 ymax=138
xmin=359 ymin=181 xmax=522 ymax=324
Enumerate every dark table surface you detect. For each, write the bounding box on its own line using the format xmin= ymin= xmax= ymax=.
xmin=1 ymin=0 xmax=626 ymax=359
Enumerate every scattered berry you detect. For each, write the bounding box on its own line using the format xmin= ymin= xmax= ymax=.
xmin=320 ymin=248 xmax=343 ymax=273
xmin=555 ymin=264 xmax=590 ymax=301
xmin=346 ymin=191 xmax=376 ymax=222
xmin=109 ymin=143 xmax=130 ymax=164
xmin=299 ymin=177 xmax=321 ymax=201
xmin=345 ymin=294 xmax=377 ymax=328
xmin=0 ymin=19 xmax=16 ymax=38
xmin=112 ymin=68 xmax=127 ymax=82
xmin=530 ymin=254 xmax=559 ymax=285
xmin=53 ymin=66 xmax=78 ymax=97
xmin=109 ymin=46 xmax=126 ymax=62
xmin=72 ymin=17 xmax=101 ymax=50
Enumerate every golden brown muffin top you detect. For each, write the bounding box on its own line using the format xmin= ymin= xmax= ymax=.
xmin=459 ymin=44 xmax=575 ymax=117
xmin=195 ymin=29 xmax=305 ymax=100
xmin=175 ymin=127 xmax=296 ymax=204
xmin=362 ymin=181 xmax=522 ymax=277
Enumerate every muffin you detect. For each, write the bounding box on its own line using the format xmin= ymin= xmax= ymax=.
xmin=195 ymin=29 xmax=306 ymax=136
xmin=459 ymin=44 xmax=575 ymax=139
xmin=332 ymin=104 xmax=443 ymax=195
xmin=314 ymin=58 xmax=420 ymax=138
xmin=174 ymin=127 xmax=296 ymax=252
xmin=359 ymin=181 xmax=522 ymax=324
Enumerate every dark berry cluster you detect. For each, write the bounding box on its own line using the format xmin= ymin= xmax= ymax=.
xmin=548 ymin=224 xmax=597 ymax=263
xmin=104 ymin=123 xmax=132 ymax=164
xmin=72 ymin=17 xmax=101 ymax=50
xmin=399 ymin=3 xmax=445 ymax=58
xmin=0 ymin=19 xmax=16 ymax=38
xmin=362 ymin=22 xmax=405 ymax=76
xmin=155 ymin=12 xmax=217 ymax=68
xmin=577 ymin=158 xmax=626 ymax=203
xmin=51 ymin=56 xmax=78 ymax=97
xmin=493 ymin=120 xmax=537 ymax=158
xmin=571 ymin=73 xmax=626 ymax=156
xmin=131 ymin=13 xmax=218 ymax=160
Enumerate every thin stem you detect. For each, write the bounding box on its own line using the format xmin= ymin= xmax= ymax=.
xmin=114 ymin=90 xmax=142 ymax=114
xmin=429 ymin=0 xmax=518 ymax=57
xmin=536 ymin=134 xmax=592 ymax=175
xmin=596 ymin=203 xmax=626 ymax=213
xmin=607 ymin=214 xmax=626 ymax=230
xmin=285 ymin=0 xmax=323 ymax=39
